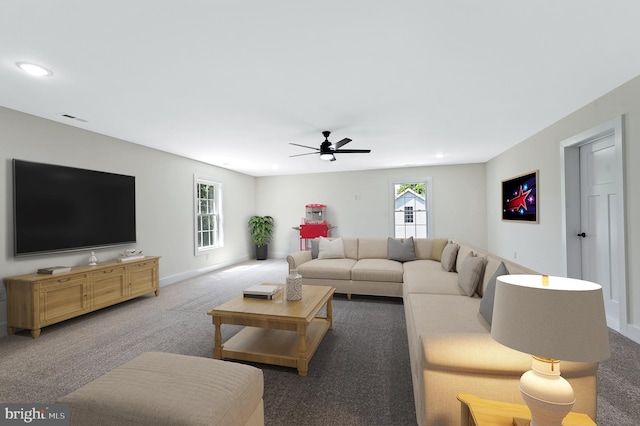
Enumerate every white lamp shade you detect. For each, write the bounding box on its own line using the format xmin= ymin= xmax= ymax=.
xmin=491 ymin=275 xmax=610 ymax=363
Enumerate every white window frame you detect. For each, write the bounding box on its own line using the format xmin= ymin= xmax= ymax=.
xmin=194 ymin=175 xmax=223 ymax=255
xmin=390 ymin=177 xmax=433 ymax=238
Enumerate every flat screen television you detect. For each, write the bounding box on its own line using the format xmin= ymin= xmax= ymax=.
xmin=13 ymin=159 xmax=136 ymax=256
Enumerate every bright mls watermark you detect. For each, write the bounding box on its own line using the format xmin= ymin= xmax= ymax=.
xmin=1 ymin=404 xmax=69 ymax=425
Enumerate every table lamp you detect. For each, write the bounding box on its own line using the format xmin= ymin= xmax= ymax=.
xmin=491 ymin=275 xmax=610 ymax=426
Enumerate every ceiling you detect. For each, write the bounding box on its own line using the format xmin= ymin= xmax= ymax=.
xmin=2 ymin=1 xmax=640 ymax=177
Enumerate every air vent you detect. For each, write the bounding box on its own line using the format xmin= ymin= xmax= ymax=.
xmin=58 ymin=113 xmax=88 ymax=123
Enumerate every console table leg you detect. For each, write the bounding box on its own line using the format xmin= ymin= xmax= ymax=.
xmin=327 ymin=298 xmax=333 ymax=330
xmin=31 ymin=329 xmax=41 ymax=339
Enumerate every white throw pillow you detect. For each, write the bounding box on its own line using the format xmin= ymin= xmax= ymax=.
xmin=318 ymin=237 xmax=345 ymax=259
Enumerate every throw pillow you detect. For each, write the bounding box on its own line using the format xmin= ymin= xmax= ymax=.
xmin=387 ymin=237 xmax=416 ymax=262
xmin=457 ymin=253 xmax=486 ymax=297
xmin=311 ymin=238 xmax=320 ymax=259
xmin=318 ymin=237 xmax=345 ymax=259
xmin=479 ymin=261 xmax=508 ymax=326
xmin=440 ymin=242 xmax=459 ymax=272
xmin=430 ymin=239 xmax=448 ymax=261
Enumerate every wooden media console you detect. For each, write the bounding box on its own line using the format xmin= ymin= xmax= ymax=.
xmin=5 ymin=256 xmax=160 ymax=338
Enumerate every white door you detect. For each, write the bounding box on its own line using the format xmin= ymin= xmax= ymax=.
xmin=579 ymin=135 xmax=620 ymax=328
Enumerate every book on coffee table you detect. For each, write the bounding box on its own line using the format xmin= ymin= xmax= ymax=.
xmin=243 ymin=285 xmax=281 ymax=300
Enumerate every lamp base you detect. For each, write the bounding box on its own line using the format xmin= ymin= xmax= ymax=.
xmin=519 ymin=356 xmax=575 ymax=426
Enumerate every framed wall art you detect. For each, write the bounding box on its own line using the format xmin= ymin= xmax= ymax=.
xmin=502 ymin=170 xmax=538 ymax=223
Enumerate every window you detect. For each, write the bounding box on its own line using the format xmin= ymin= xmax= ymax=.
xmin=194 ymin=176 xmax=223 ymax=254
xmin=393 ymin=179 xmax=432 ymax=238
xmin=404 ymin=206 xmax=414 ymax=223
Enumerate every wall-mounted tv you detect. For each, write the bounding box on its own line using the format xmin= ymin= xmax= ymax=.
xmin=13 ymin=159 xmax=136 ymax=256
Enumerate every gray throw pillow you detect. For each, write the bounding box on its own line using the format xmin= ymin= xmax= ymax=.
xmin=387 ymin=237 xmax=416 ymax=262
xmin=311 ymin=238 xmax=320 ymax=259
xmin=457 ymin=253 xmax=486 ymax=296
xmin=440 ymin=242 xmax=459 ymax=272
xmin=479 ymin=262 xmax=508 ymax=326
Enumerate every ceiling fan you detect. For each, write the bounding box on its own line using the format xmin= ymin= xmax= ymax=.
xmin=289 ymin=131 xmax=371 ymax=161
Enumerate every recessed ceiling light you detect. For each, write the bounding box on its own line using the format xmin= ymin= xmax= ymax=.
xmin=16 ymin=62 xmax=53 ymax=77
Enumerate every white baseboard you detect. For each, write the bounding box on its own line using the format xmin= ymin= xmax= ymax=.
xmin=159 ymin=256 xmax=251 ymax=287
xmin=625 ymin=323 xmax=640 ymax=346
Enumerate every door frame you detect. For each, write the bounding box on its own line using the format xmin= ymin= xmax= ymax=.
xmin=560 ymin=115 xmax=629 ymax=335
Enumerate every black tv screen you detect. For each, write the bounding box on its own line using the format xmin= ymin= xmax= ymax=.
xmin=13 ymin=159 xmax=136 ymax=256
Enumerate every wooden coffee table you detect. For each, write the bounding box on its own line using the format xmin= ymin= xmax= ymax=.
xmin=207 ymin=284 xmax=335 ymax=376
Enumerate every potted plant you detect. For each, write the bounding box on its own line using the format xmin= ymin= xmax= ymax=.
xmin=248 ymin=215 xmax=274 ymax=260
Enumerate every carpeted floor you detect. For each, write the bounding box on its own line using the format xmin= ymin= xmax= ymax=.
xmin=1 ymin=259 xmax=638 ymax=425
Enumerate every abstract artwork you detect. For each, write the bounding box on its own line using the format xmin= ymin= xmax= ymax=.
xmin=502 ymin=170 xmax=538 ymax=222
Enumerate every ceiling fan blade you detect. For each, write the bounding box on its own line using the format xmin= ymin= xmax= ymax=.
xmin=333 ymin=138 xmax=352 ymax=150
xmin=289 ymin=143 xmax=320 ymax=151
xmin=289 ymin=152 xmax=320 ymax=157
xmin=334 ymin=149 xmax=371 ymax=154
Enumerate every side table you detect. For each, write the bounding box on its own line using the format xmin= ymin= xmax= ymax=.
xmin=457 ymin=393 xmax=596 ymax=426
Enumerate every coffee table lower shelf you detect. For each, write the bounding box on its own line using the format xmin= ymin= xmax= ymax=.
xmin=219 ymin=318 xmax=330 ymax=375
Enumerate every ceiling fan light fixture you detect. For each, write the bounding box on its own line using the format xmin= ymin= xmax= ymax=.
xmin=320 ymin=153 xmax=334 ymax=161
xmin=16 ymin=62 xmax=53 ymax=77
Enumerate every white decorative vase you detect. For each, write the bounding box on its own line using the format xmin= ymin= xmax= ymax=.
xmin=286 ymin=269 xmax=302 ymax=301
xmin=88 ymin=251 xmax=98 ymax=266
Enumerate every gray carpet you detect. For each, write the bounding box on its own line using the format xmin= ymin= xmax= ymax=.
xmin=0 ymin=259 xmax=638 ymax=425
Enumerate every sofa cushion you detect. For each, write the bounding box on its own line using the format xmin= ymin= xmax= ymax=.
xmin=387 ymin=237 xmax=416 ymax=262
xmin=297 ymin=258 xmax=357 ymax=280
xmin=440 ymin=242 xmax=459 ymax=272
xmin=413 ymin=238 xmax=433 ymax=260
xmin=406 ymin=294 xmax=487 ymax=337
xmin=351 ymin=259 xmax=404 ymax=283
xmin=357 ymin=238 xmax=388 ymax=259
xmin=422 ymin=333 xmax=531 ymax=374
xmin=318 ymin=237 xmax=345 ymax=259
xmin=429 ymin=239 xmax=448 ymax=261
xmin=403 ymin=261 xmax=465 ymax=296
xmin=342 ymin=237 xmax=359 ymax=259
xmin=479 ymin=261 xmax=507 ymax=325
xmin=457 ymin=253 xmax=486 ymax=297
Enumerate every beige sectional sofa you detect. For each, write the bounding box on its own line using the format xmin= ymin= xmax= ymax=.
xmin=286 ymin=237 xmax=599 ymax=426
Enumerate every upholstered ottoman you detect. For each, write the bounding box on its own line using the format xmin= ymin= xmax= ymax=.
xmin=57 ymin=352 xmax=264 ymax=426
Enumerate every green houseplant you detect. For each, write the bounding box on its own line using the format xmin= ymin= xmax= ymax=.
xmin=248 ymin=215 xmax=274 ymax=260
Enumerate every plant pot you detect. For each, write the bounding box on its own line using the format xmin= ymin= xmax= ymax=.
xmin=255 ymin=245 xmax=268 ymax=260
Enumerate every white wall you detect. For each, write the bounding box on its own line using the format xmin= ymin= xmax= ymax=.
xmin=0 ymin=107 xmax=257 ymax=334
xmin=256 ymin=163 xmax=487 ymax=258
xmin=486 ymin=74 xmax=640 ymax=341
